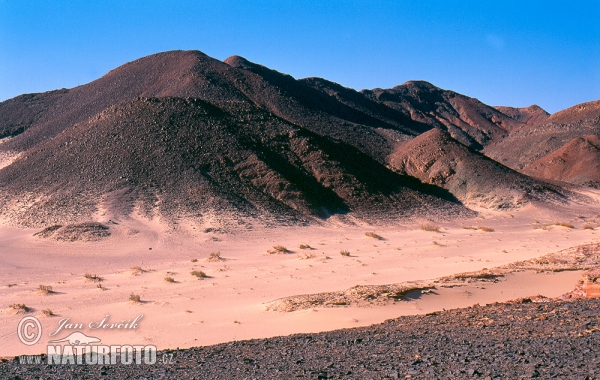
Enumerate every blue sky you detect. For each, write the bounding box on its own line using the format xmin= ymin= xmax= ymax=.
xmin=0 ymin=1 xmax=598 ymax=113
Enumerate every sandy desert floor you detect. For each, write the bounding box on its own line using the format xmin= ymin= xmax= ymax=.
xmin=1 ymin=189 xmax=600 ymax=358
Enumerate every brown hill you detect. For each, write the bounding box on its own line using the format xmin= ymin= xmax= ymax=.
xmin=543 ymin=100 xmax=600 ymax=125
xmin=0 ymin=51 xmax=413 ymax=164
xmin=388 ymin=129 xmax=563 ymax=209
xmin=493 ymin=105 xmax=550 ymax=128
xmin=523 ymin=135 xmax=600 ymax=188
xmin=298 ymin=77 xmax=431 ymax=135
xmin=0 ymin=95 xmax=462 ymax=227
xmin=484 ymin=100 xmax=600 ymax=170
xmin=221 ymin=55 xmax=405 ymax=161
xmin=0 ymin=51 xmax=255 ymax=153
xmin=0 ymin=49 xmax=582 ymax=226
xmin=0 ymin=89 xmax=68 ymax=139
xmin=362 ymin=81 xmax=524 ymax=149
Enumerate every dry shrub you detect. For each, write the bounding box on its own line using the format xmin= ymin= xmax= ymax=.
xmin=42 ymin=309 xmax=54 ymax=317
xmin=206 ymin=252 xmax=223 ymax=262
xmin=129 ymin=293 xmax=141 ymax=303
xmin=268 ymin=245 xmax=291 ymax=254
xmin=10 ymin=304 xmax=30 ymax=313
xmin=420 ymin=224 xmax=440 ymax=232
xmin=84 ymin=273 xmax=102 ymax=282
xmin=38 ymin=285 xmax=53 ymax=295
xmin=340 ymin=250 xmax=350 ymax=257
xmin=131 ymin=266 xmax=147 ymax=275
xmin=191 ymin=270 xmax=208 ymax=278
xmin=164 ymin=276 xmax=175 ymax=283
xmin=365 ymin=232 xmax=383 ymax=240
xmin=299 ymin=244 xmax=312 ymax=249
xmin=554 ymin=222 xmax=575 ymax=229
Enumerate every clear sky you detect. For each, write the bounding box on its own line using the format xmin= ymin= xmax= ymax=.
xmin=1 ymin=1 xmax=598 ymax=113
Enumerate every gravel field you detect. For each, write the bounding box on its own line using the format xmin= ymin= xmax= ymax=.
xmin=3 ymin=298 xmax=600 ymax=379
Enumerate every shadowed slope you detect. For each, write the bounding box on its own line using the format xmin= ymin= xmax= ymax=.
xmin=223 ymin=55 xmax=398 ymax=162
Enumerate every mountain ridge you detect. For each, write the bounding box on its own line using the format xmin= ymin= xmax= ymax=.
xmin=0 ymin=49 xmax=596 ymax=227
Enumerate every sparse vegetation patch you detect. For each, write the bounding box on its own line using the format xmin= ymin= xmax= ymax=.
xmin=463 ymin=225 xmax=494 ymax=232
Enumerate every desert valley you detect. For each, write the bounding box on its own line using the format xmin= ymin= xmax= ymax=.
xmin=1 ymin=50 xmax=600 ymax=377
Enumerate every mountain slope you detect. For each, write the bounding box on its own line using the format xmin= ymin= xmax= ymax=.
xmin=0 ymin=50 xmax=250 ymax=153
xmin=362 ymin=81 xmax=524 ymax=149
xmin=523 ymin=135 xmax=600 ymax=188
xmin=388 ymin=129 xmax=563 ymax=209
xmin=493 ymin=105 xmax=550 ymax=128
xmin=1 ymin=51 xmax=403 ymax=164
xmin=0 ymin=49 xmax=588 ymax=227
xmin=484 ymin=100 xmax=600 ymax=171
xmin=0 ymin=89 xmax=68 ymax=139
xmin=0 ymin=96 xmax=463 ymax=227
xmin=222 ymin=55 xmax=401 ymax=162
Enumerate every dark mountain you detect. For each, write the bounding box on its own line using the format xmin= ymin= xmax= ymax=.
xmin=0 ymin=49 xmax=591 ymax=227
xmin=361 ymin=81 xmax=524 ymax=149
xmin=1 ymin=51 xmax=248 ymax=152
xmin=221 ymin=55 xmax=403 ymax=162
xmin=0 ymin=94 xmax=462 ymax=227
xmin=0 ymin=89 xmax=68 ymax=139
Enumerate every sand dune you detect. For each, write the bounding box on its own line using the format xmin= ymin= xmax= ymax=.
xmin=2 ymin=191 xmax=599 ymax=358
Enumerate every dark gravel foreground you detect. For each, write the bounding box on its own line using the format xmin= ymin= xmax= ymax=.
xmin=3 ymin=299 xmax=600 ymax=379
